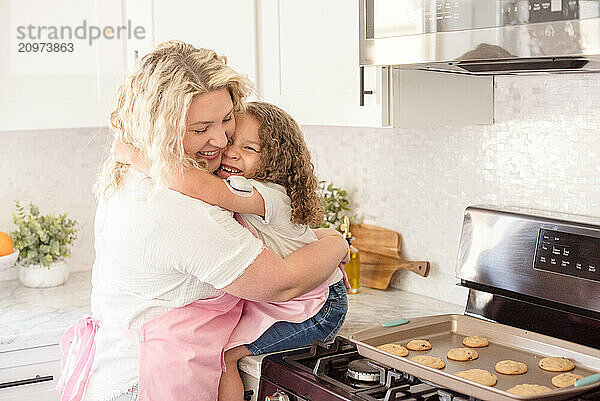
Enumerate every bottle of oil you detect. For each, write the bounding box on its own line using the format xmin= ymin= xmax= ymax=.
xmin=341 ymin=216 xmax=360 ymax=294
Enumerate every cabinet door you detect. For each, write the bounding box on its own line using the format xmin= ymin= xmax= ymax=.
xmin=257 ymin=0 xmax=386 ymax=127
xmin=0 ymin=345 xmax=62 ymax=401
xmin=152 ymin=0 xmax=257 ymax=94
xmin=0 ymin=0 xmax=125 ymax=130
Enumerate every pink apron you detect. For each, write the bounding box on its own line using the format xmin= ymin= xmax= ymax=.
xmin=57 ymin=281 xmax=330 ymax=401
xmin=57 ymin=214 xmax=344 ymax=401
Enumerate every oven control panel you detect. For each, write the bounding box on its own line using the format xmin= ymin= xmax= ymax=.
xmin=534 ymin=228 xmax=600 ymax=282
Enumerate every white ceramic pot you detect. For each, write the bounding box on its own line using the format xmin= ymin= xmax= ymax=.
xmin=0 ymin=250 xmax=18 ymax=272
xmin=18 ymin=260 xmax=69 ymax=288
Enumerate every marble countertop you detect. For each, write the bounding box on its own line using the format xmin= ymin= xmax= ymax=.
xmin=0 ymin=271 xmax=91 ymax=352
xmin=0 ymin=270 xmax=463 ymax=353
xmin=338 ymin=287 xmax=464 ymax=338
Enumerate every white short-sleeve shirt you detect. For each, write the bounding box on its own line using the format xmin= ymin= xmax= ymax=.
xmin=84 ymin=170 xmax=264 ymax=401
xmin=240 ymin=179 xmax=343 ymax=284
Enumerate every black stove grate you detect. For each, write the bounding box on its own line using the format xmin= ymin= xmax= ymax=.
xmin=260 ymin=337 xmax=478 ymax=401
xmin=289 ymin=349 xmax=389 ymax=392
xmin=259 ymin=337 xmax=600 ymax=401
xmin=357 ymin=382 xmax=438 ymax=401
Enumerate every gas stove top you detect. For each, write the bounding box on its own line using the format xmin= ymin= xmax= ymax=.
xmin=258 ymin=337 xmax=475 ymax=401
xmin=257 ymin=337 xmax=600 ymax=401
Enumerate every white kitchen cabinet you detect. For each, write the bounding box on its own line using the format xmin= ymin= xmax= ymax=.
xmin=0 ymin=0 xmax=126 ymax=131
xmin=150 ymin=0 xmax=258 ymax=95
xmin=123 ymin=0 xmax=155 ymax=74
xmin=0 ymin=344 xmax=62 ymax=401
xmin=256 ymin=0 xmax=388 ymax=127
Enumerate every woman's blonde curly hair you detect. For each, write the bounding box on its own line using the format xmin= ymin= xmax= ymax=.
xmin=95 ymin=40 xmax=252 ymax=197
xmin=246 ymin=102 xmax=323 ymax=227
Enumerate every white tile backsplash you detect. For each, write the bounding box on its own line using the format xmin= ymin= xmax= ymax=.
xmin=1 ymin=73 xmax=598 ymax=305
xmin=302 ymin=73 xmax=600 ymax=305
xmin=0 ymin=127 xmax=111 ymax=280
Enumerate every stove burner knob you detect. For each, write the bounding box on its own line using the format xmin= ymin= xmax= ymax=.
xmin=265 ymin=391 xmax=290 ymax=401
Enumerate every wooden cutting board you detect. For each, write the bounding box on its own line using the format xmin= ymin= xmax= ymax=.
xmin=351 ymin=224 xmax=430 ymax=290
xmin=361 ymin=261 xmax=430 ymax=290
xmin=351 ymin=223 xmax=402 ymax=259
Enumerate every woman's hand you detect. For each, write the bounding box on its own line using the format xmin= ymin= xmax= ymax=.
xmin=340 ymin=246 xmax=351 ymax=266
xmin=111 ymin=134 xmax=137 ymax=165
xmin=320 ymin=229 xmax=351 ymax=291
xmin=313 ymin=228 xmax=349 ymax=265
xmin=338 ymin=245 xmax=351 ymax=292
xmin=111 ymin=134 xmax=152 ymax=175
xmin=313 ymin=227 xmax=343 ymax=240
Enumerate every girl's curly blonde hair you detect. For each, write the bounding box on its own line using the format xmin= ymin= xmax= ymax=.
xmin=95 ymin=40 xmax=252 ymax=197
xmin=246 ymin=102 xmax=323 ymax=227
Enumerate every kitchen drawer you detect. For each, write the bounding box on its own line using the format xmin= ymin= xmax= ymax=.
xmin=0 ymin=344 xmax=62 ymax=400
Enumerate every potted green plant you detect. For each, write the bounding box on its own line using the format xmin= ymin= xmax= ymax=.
xmin=10 ymin=201 xmax=77 ymax=288
xmin=316 ymin=181 xmax=353 ymax=230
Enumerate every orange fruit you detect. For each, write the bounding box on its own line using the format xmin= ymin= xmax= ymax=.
xmin=0 ymin=231 xmax=14 ymax=257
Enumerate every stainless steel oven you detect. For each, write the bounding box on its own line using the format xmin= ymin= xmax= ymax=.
xmin=257 ymin=207 xmax=600 ymax=401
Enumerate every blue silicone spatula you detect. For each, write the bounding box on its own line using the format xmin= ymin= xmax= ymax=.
xmin=381 ymin=318 xmax=410 ymax=327
xmin=574 ymin=373 xmax=600 ymax=387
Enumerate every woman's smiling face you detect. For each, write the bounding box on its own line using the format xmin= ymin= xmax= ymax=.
xmin=183 ymin=89 xmax=235 ymax=173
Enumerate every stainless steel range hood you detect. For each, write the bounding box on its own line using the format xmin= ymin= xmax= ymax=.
xmin=360 ymin=0 xmax=600 ymax=75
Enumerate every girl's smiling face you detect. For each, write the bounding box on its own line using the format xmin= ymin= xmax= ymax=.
xmin=183 ymin=89 xmax=235 ymax=173
xmin=216 ymin=113 xmax=262 ymax=179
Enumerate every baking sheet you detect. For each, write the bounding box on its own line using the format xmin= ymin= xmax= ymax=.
xmin=350 ymin=314 xmax=600 ymax=401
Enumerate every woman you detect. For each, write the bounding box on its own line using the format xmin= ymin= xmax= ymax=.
xmin=58 ymin=41 xmax=348 ymax=401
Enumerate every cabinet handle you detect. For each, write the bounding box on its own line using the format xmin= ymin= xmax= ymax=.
xmin=359 ymin=66 xmax=374 ymax=106
xmin=0 ymin=375 xmax=53 ymax=390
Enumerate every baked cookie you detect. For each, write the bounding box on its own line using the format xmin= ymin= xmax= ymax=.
xmin=447 ymin=348 xmax=479 ymax=361
xmin=539 ymin=357 xmax=575 ymax=372
xmin=551 ymin=372 xmax=584 ymax=388
xmin=409 ymin=355 xmax=445 ymax=369
xmin=506 ymin=384 xmax=552 ymax=396
xmin=462 ymin=336 xmax=489 ymax=348
xmin=377 ymin=343 xmax=409 ymax=357
xmin=495 ymin=360 xmax=528 ymax=375
xmin=455 ymin=369 xmax=497 ymax=386
xmin=406 ymin=339 xmax=432 ymax=351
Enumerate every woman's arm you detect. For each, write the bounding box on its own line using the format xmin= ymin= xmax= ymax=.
xmin=223 ymin=235 xmax=349 ymax=302
xmin=113 ymin=138 xmax=266 ymax=216
xmin=313 ymin=228 xmax=343 ymax=240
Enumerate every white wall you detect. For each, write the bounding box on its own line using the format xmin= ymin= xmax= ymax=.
xmin=303 ymin=73 xmax=600 ymax=305
xmin=0 ymin=127 xmax=111 ymax=280
xmin=1 ymin=73 xmax=599 ymax=306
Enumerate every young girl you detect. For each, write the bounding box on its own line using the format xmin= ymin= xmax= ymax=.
xmin=115 ymin=101 xmax=348 ymax=400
